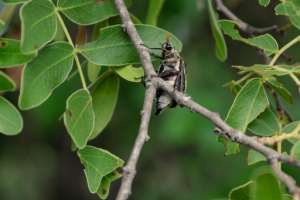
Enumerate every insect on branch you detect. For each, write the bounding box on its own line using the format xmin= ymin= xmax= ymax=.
xmin=114 ymin=0 xmax=300 ymax=199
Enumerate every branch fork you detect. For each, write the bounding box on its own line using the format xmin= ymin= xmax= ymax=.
xmin=114 ymin=0 xmax=300 ymax=199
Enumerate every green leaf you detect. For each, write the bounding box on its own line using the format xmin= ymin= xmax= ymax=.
xmin=146 ymin=0 xmax=166 ymax=26
xmin=233 ymin=64 xmax=298 ymax=77
xmin=251 ymin=172 xmax=282 ymax=200
xmin=223 ymin=78 xmax=269 ymax=155
xmin=2 ymin=0 xmax=28 ymax=4
xmin=57 ymin=0 xmax=123 ymax=25
xmin=86 ymin=21 xmax=108 ymax=82
xmin=19 ymin=42 xmax=74 ymax=110
xmin=283 ymin=121 xmax=300 ymax=134
xmin=259 ymin=0 xmax=270 ymax=7
xmin=0 ymin=96 xmax=23 ymax=136
xmin=87 ymin=63 xmax=101 ymax=82
xmin=114 ymin=65 xmax=144 ymax=82
xmin=80 ymin=24 xmax=182 ymax=66
xmin=283 ymin=121 xmax=300 ymax=144
xmin=275 ymin=1 xmax=300 ymax=30
xmin=226 ymin=78 xmax=269 ymax=131
xmin=20 ymin=0 xmax=57 ymax=53
xmin=97 ymin=171 xmax=122 ymax=199
xmin=267 ymin=77 xmax=293 ymax=104
xmin=247 ymin=150 xmax=266 ymax=166
xmin=290 ymin=141 xmax=300 ymax=161
xmin=0 ymin=38 xmax=35 ymax=68
xmin=90 ymin=72 xmax=119 ymax=140
xmin=0 ymin=71 xmax=16 ymax=92
xmin=248 ymin=108 xmax=280 ymax=136
xmin=220 ymin=20 xmax=278 ymax=55
xmin=78 ymin=146 xmax=124 ymax=198
xmin=229 ymin=181 xmax=252 ymax=200
xmin=246 ymin=34 xmax=278 ymax=55
xmin=64 ymin=89 xmax=95 ymax=149
xmin=282 ymin=194 xmax=293 ymax=200
xmin=0 ymin=20 xmax=5 ymax=33
xmin=207 ymin=0 xmax=227 ymax=61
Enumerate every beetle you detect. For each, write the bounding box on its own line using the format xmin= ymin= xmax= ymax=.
xmin=145 ymin=35 xmax=186 ymax=115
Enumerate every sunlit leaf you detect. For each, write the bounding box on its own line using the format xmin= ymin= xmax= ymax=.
xmin=20 ymin=0 xmax=57 ymax=53
xmin=90 ymin=72 xmax=119 ymax=140
xmin=64 ymin=89 xmax=95 ymax=149
xmin=80 ymin=24 xmax=182 ymax=66
xmin=114 ymin=65 xmax=144 ymax=82
xmin=87 ymin=63 xmax=101 ymax=83
xmin=19 ymin=42 xmax=74 ymax=110
xmin=0 ymin=96 xmax=23 ymax=136
xmin=207 ymin=0 xmax=227 ymax=61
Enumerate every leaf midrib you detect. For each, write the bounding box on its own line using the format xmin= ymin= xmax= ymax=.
xmin=69 ymin=98 xmax=92 ymax=132
xmin=243 ymin=83 xmax=263 ymax=132
xmin=26 ymin=52 xmax=73 ymax=91
xmin=58 ymin=1 xmax=95 ymax=11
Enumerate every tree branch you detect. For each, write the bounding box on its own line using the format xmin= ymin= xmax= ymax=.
xmin=115 ymin=84 xmax=156 ymax=200
xmin=214 ymin=0 xmax=277 ymax=35
xmin=114 ymin=0 xmax=300 ymax=199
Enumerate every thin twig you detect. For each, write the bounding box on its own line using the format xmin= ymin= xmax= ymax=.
xmin=214 ymin=0 xmax=277 ymax=35
xmin=114 ymin=0 xmax=300 ymax=199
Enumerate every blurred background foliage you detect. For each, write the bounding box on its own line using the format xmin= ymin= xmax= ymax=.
xmin=1 ymin=0 xmax=300 ymax=199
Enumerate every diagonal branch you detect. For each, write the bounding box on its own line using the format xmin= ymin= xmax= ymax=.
xmin=114 ymin=0 xmax=300 ymax=199
xmin=214 ymin=0 xmax=277 ymax=35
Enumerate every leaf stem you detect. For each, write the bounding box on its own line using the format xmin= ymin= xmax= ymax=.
xmin=270 ymin=35 xmax=300 ymax=66
xmin=269 ymin=35 xmax=300 ymax=88
xmin=258 ymin=124 xmax=300 ymax=145
xmin=55 ymin=10 xmax=88 ymax=90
